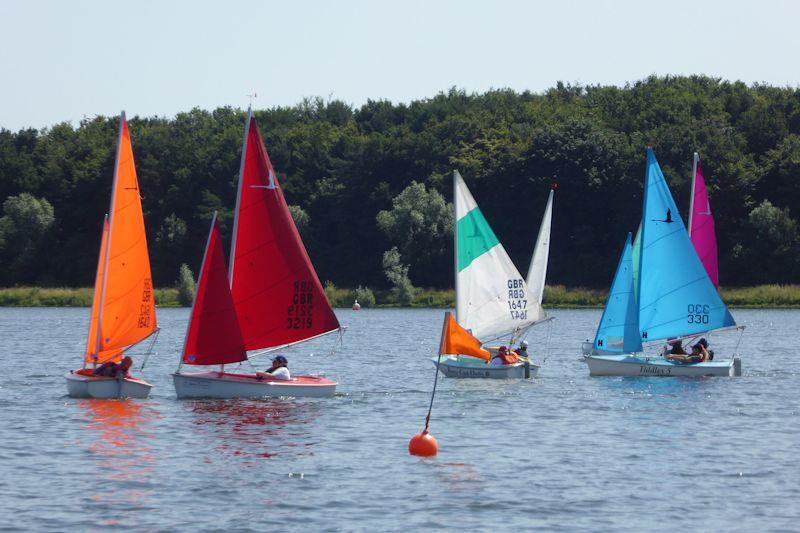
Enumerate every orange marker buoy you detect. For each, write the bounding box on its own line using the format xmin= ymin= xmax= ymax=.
xmin=409 ymin=430 xmax=438 ymax=457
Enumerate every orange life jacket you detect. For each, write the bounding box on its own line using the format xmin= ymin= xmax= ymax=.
xmin=498 ymin=352 xmax=520 ymax=365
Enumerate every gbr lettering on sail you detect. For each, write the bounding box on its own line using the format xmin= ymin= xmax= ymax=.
xmin=507 ymin=278 xmax=527 ymax=320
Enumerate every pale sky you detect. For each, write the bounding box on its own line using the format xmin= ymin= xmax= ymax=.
xmin=1 ymin=0 xmax=798 ymax=131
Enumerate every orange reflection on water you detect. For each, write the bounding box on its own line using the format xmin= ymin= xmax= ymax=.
xmin=79 ymin=399 xmax=159 ymax=510
xmin=187 ymin=399 xmax=317 ymax=462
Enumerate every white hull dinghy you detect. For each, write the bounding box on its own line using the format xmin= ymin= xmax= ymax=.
xmin=433 ymin=355 xmax=539 ymax=379
xmin=585 ymin=354 xmax=742 ymax=377
xmin=584 ymin=148 xmax=742 ymax=378
xmin=65 ymin=372 xmax=153 ymax=399
xmin=66 ymin=112 xmax=159 ymax=399
xmin=173 ymin=110 xmax=342 ymax=399
xmin=172 ymin=372 xmax=335 ymax=399
xmin=440 ymin=171 xmax=555 ymax=378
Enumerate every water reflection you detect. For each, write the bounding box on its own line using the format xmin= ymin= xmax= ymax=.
xmin=79 ymin=400 xmax=158 ymax=511
xmin=186 ymin=399 xmax=318 ymax=461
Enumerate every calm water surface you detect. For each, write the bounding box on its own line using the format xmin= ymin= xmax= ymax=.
xmin=0 ymin=308 xmax=798 ymax=531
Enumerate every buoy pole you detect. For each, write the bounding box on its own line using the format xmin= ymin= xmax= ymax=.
xmin=409 ymin=314 xmax=448 ymax=457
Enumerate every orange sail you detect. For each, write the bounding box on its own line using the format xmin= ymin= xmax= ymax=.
xmin=84 ymin=113 xmax=157 ymax=364
xmin=439 ymin=312 xmax=490 ymax=361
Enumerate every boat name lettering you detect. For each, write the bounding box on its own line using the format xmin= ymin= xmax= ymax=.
xmin=687 ymin=303 xmax=709 ymax=325
xmin=137 ymin=278 xmax=152 ymax=328
xmin=639 ymin=365 xmax=671 ymax=375
xmin=287 ymin=280 xmax=314 ymax=329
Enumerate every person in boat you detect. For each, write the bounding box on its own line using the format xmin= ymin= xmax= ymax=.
xmin=491 ymin=346 xmax=520 ymax=366
xmin=516 ymin=340 xmax=529 ymax=359
xmin=668 ymin=339 xmax=688 ymax=355
xmin=256 ymin=355 xmax=291 ymax=380
xmin=666 ymin=342 xmax=709 ymax=364
xmin=93 ymin=356 xmax=133 ymax=378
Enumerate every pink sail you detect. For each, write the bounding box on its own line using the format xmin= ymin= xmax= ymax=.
xmin=689 ymin=160 xmax=719 ymax=287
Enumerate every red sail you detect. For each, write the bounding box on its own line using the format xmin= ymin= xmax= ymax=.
xmin=182 ymin=217 xmax=247 ymax=365
xmin=230 ymin=114 xmax=340 ymax=351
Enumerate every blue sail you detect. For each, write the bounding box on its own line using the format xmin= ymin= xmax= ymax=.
xmin=631 ymin=223 xmax=641 ymax=304
xmin=637 ymin=148 xmax=735 ymax=342
xmin=594 ymin=233 xmax=642 ymax=352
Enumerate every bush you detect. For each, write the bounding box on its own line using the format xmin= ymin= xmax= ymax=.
xmin=176 ymin=264 xmax=196 ymax=307
xmin=354 ymin=285 xmax=376 ymax=307
xmin=382 ymin=247 xmax=416 ymax=306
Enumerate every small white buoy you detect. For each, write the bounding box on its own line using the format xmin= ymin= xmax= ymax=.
xmin=352 ymin=299 xmax=361 ymax=310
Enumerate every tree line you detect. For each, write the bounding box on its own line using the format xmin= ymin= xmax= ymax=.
xmin=1 ymin=75 xmax=799 ymax=291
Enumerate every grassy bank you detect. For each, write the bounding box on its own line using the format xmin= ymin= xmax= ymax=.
xmin=0 ymin=287 xmax=181 ymax=307
xmin=1 ymin=284 xmax=799 ymax=308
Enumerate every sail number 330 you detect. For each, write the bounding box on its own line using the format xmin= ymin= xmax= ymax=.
xmin=507 ymin=279 xmax=528 ymax=320
xmin=687 ymin=304 xmax=709 ymax=324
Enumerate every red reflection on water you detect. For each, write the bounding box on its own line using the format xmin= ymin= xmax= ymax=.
xmin=186 ymin=399 xmax=317 ymax=461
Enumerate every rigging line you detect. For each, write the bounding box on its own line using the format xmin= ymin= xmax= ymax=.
xmin=328 ymin=327 xmax=345 ymax=357
xmin=733 ymin=327 xmax=745 ymax=360
xmin=542 ymin=317 xmax=555 ymax=365
xmin=139 ymin=328 xmax=160 ymax=371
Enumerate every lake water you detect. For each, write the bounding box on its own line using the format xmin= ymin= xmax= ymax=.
xmin=0 ymin=307 xmax=798 ymax=531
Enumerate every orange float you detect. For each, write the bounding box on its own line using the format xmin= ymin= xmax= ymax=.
xmin=408 ymin=430 xmax=438 ymax=457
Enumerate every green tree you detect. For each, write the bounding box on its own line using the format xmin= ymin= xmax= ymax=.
xmin=0 ymin=194 xmax=55 ymax=284
xmin=176 ymin=263 xmax=196 ymax=306
xmin=376 ymin=181 xmax=453 ymax=286
xmin=288 ymin=204 xmax=310 ymax=235
xmin=742 ymin=200 xmax=799 ymax=282
xmin=382 ymin=247 xmax=416 ymax=305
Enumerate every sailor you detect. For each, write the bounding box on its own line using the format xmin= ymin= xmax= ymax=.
xmin=491 ymin=346 xmax=519 ymax=366
xmin=94 ymin=356 xmax=133 ymax=378
xmin=517 ymin=340 xmax=529 ymax=359
xmin=256 ymin=355 xmax=291 ymax=380
xmin=666 ymin=342 xmax=708 ymax=364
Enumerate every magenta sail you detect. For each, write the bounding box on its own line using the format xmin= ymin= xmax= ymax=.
xmin=690 ymin=160 xmax=719 ymax=287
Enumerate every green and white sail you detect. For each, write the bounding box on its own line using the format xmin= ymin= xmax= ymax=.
xmin=454 ymin=171 xmax=546 ymax=341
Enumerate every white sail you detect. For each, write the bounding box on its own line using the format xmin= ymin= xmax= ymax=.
xmin=525 ymin=189 xmax=553 ymax=311
xmin=454 ymin=171 xmax=539 ymax=341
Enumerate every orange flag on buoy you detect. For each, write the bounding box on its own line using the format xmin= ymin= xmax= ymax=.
xmin=439 ymin=312 xmax=491 ymax=361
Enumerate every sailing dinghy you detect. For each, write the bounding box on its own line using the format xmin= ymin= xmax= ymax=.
xmin=65 ymin=113 xmax=158 ymax=399
xmin=584 ymin=148 xmax=743 ymax=377
xmin=433 ymin=171 xmax=554 ymax=379
xmin=172 ymin=110 xmax=339 ymax=399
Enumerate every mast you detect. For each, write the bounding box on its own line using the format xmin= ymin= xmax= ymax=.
xmin=452 ymin=170 xmax=459 ymax=323
xmin=229 ymin=107 xmax=253 ymax=286
xmin=636 ymin=148 xmax=651 ymax=339
xmin=687 ymin=152 xmax=699 ymax=238
xmin=94 ymin=111 xmax=125 ymax=358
